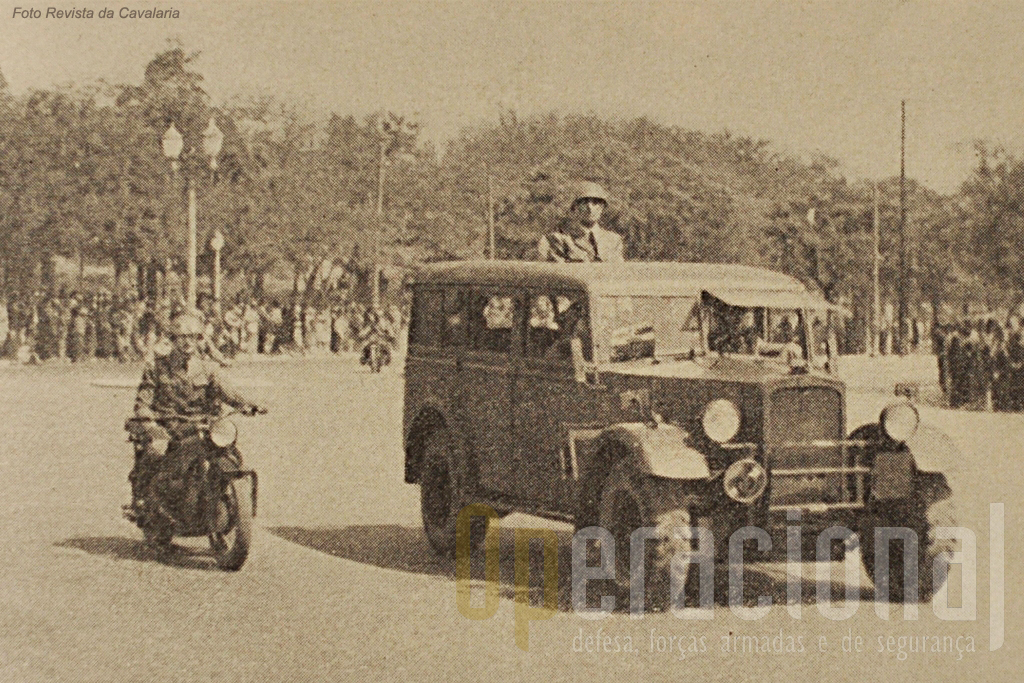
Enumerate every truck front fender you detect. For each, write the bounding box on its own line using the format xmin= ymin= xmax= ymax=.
xmin=849 ymin=422 xmax=960 ymax=475
xmin=849 ymin=421 xmax=958 ymax=501
xmin=598 ymin=423 xmax=711 ymax=480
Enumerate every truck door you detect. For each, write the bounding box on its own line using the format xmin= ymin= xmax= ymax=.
xmin=461 ymin=289 xmax=520 ymax=496
xmin=515 ymin=290 xmax=603 ymax=509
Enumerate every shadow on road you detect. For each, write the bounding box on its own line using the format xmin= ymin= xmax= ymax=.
xmin=268 ymin=524 xmax=876 ymax=611
xmin=56 ymin=536 xmax=224 ymax=571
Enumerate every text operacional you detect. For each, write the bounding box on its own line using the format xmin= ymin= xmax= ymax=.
xmin=11 ymin=7 xmax=181 ymax=19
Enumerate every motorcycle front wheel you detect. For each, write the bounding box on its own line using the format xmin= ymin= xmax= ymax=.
xmin=209 ymin=479 xmax=253 ymax=571
xmin=370 ymin=343 xmax=384 ymax=373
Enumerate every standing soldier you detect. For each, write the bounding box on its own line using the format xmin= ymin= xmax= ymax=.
xmin=1007 ymin=322 xmax=1024 ymax=411
xmin=537 ymin=181 xmax=625 ymax=263
xmin=991 ymin=322 xmax=1009 ymax=411
xmin=934 ymin=323 xmax=948 ymax=397
xmin=68 ymin=296 xmax=87 ymax=362
xmin=82 ymin=295 xmax=98 ymax=361
xmin=947 ymin=324 xmax=964 ymax=408
xmin=55 ymin=290 xmax=70 ymax=361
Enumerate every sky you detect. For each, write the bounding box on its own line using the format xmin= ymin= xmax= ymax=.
xmin=2 ymin=1 xmax=1024 ymax=193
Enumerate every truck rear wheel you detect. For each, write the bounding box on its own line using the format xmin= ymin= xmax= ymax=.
xmin=420 ymin=428 xmax=484 ymax=557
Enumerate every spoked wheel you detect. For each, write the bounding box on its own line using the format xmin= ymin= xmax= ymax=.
xmin=209 ymin=479 xmax=253 ymax=571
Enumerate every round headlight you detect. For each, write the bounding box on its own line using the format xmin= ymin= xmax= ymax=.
xmin=723 ymin=458 xmax=768 ymax=503
xmin=702 ymin=399 xmax=741 ymax=443
xmin=210 ymin=418 xmax=238 ymax=448
xmin=880 ymin=402 xmax=919 ymax=442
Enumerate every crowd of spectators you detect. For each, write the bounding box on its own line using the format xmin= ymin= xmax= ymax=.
xmin=0 ymin=288 xmax=405 ymax=364
xmin=933 ymin=316 xmax=1024 ymax=411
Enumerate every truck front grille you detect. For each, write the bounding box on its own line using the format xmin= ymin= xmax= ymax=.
xmin=764 ymin=387 xmax=863 ymax=510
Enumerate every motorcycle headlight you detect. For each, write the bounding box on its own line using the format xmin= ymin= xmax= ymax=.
xmin=702 ymin=399 xmax=741 ymax=443
xmin=880 ymin=401 xmax=919 ymax=442
xmin=723 ymin=458 xmax=768 ymax=503
xmin=210 ymin=418 xmax=238 ymax=448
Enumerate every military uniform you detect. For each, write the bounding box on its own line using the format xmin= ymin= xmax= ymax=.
xmin=537 ymin=181 xmax=626 ymax=263
xmin=128 ymin=347 xmax=252 ymax=501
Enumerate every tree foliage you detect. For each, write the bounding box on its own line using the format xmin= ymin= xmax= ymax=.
xmin=0 ymin=48 xmax=1013 ymax=328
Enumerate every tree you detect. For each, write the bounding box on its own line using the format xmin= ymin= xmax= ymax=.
xmin=959 ymin=143 xmax=1024 ymax=310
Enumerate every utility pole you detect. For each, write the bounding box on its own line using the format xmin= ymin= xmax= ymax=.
xmin=872 ymin=182 xmax=881 ymax=357
xmin=373 ymin=135 xmax=386 ymax=310
xmin=486 ymin=171 xmax=495 ymax=259
xmin=897 ymin=99 xmax=909 ymax=355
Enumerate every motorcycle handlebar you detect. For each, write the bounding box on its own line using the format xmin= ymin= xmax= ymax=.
xmin=127 ymin=406 xmax=266 ymax=423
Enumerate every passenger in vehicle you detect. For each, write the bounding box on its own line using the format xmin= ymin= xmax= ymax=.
xmin=536 ymin=181 xmax=624 ymax=263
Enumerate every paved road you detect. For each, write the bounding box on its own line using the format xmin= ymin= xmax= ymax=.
xmin=0 ymin=356 xmax=1019 ymax=682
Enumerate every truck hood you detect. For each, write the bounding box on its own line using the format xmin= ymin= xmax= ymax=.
xmin=598 ymin=355 xmax=840 ymax=388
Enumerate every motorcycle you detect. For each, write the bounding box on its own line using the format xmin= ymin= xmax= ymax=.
xmin=360 ymin=333 xmax=393 ymax=373
xmin=124 ymin=410 xmax=262 ymax=570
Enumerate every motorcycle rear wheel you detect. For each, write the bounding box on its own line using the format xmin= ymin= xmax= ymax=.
xmin=143 ymin=525 xmax=173 ymax=548
xmin=209 ymin=480 xmax=253 ymax=571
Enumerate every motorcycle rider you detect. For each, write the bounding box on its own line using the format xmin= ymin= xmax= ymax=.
xmin=358 ymin=307 xmax=395 ymax=365
xmin=125 ymin=310 xmax=263 ymax=515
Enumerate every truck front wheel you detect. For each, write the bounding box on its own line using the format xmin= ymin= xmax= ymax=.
xmin=858 ymin=473 xmax=957 ymax=603
xmin=597 ymin=461 xmax=698 ymax=612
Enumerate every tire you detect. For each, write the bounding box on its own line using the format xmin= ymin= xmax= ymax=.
xmin=858 ymin=474 xmax=957 ymax=603
xmin=142 ymin=524 xmax=173 ymax=548
xmin=370 ymin=344 xmax=383 ymax=373
xmin=420 ymin=427 xmax=483 ymax=557
xmin=210 ymin=479 xmax=253 ymax=571
xmin=597 ymin=461 xmax=696 ymax=612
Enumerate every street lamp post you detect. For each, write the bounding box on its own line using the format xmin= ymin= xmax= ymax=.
xmin=210 ymin=229 xmax=225 ymax=314
xmin=161 ymin=117 xmax=223 ymax=310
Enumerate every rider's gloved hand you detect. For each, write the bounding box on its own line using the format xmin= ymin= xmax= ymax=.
xmin=134 ymin=406 xmax=156 ymax=421
xmin=244 ymin=404 xmax=268 ymax=416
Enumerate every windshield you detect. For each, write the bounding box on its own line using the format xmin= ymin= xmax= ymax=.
xmin=705 ymin=296 xmax=808 ymax=363
xmin=593 ymin=295 xmax=703 ymax=362
xmin=592 ymin=293 xmax=813 ymax=366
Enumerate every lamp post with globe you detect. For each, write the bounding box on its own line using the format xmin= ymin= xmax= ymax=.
xmin=161 ymin=117 xmax=224 ymax=310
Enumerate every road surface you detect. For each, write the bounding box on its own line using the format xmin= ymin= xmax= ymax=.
xmin=0 ymin=356 xmax=1019 ymax=682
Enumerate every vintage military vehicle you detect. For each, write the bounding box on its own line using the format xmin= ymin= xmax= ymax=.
xmin=402 ymin=261 xmax=957 ymax=604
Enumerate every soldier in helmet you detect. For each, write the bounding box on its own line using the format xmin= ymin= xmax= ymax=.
xmin=537 ymin=181 xmax=625 ymax=263
xmin=125 ymin=310 xmax=263 ymax=511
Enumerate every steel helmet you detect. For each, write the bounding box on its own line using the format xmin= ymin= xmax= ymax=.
xmin=569 ymin=181 xmax=609 ymax=208
xmin=171 ymin=310 xmax=205 ymax=337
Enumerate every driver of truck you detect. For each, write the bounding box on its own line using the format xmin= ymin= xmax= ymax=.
xmin=546 ymin=300 xmax=592 ymax=362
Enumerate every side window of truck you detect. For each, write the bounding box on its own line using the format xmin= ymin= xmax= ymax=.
xmin=527 ymin=291 xmax=591 ymax=361
xmin=408 ymin=287 xmax=442 ymax=346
